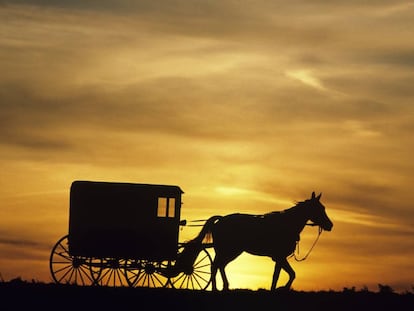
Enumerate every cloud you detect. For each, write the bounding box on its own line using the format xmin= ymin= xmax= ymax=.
xmin=362 ymin=50 xmax=414 ymax=68
xmin=0 ymin=237 xmax=41 ymax=248
xmin=285 ymin=69 xmax=327 ymax=91
xmin=0 ymin=228 xmax=50 ymax=252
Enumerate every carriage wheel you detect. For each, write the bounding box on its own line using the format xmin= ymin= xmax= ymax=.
xmin=92 ymin=258 xmax=131 ymax=287
xmin=49 ymin=235 xmax=99 ymax=286
xmin=169 ymin=246 xmax=213 ymax=290
xmin=123 ymin=259 xmax=141 ymax=287
xmin=125 ymin=259 xmax=171 ymax=288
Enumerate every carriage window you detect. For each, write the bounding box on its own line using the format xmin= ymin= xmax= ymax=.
xmin=157 ymin=197 xmax=167 ymax=217
xmin=168 ymin=198 xmax=175 ymax=218
xmin=157 ymin=197 xmax=175 ymax=218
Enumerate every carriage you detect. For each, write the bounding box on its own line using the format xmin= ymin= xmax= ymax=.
xmin=49 ymin=180 xmax=213 ymax=290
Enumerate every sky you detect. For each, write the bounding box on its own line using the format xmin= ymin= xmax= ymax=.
xmin=1 ymin=0 xmax=414 ymax=292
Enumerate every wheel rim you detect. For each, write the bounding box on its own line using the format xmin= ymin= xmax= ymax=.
xmin=49 ymin=235 xmax=96 ymax=286
xmin=124 ymin=259 xmax=142 ymax=287
xmin=170 ymin=247 xmax=212 ymax=290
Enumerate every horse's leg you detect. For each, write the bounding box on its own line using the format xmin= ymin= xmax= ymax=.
xmin=212 ymin=249 xmax=241 ymax=291
xmin=279 ymin=258 xmax=296 ymax=290
xmin=219 ymin=266 xmax=229 ymax=291
xmin=211 ymin=260 xmax=218 ymax=291
xmin=271 ymin=261 xmax=282 ymax=290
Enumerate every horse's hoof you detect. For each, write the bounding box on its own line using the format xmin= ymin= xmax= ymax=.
xmin=275 ymin=286 xmax=291 ymax=292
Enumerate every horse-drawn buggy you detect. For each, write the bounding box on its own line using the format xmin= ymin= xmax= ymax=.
xmin=50 ymin=180 xmax=333 ymax=291
xmin=49 ymin=180 xmax=213 ymax=290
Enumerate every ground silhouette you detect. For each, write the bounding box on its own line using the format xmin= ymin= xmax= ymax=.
xmin=1 ymin=280 xmax=413 ymax=311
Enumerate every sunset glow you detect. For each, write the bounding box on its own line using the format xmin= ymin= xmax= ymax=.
xmin=1 ymin=1 xmax=414 ymax=292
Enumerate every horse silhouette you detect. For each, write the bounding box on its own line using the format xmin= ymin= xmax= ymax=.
xmin=188 ymin=192 xmax=333 ymax=291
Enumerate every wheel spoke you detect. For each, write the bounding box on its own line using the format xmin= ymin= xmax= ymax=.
xmin=78 ymin=268 xmax=86 ymax=285
xmin=179 ymin=275 xmax=188 ymax=289
xmin=115 ymin=269 xmax=122 ymax=286
xmin=185 ymin=276 xmax=190 ymax=289
xmin=194 ymin=263 xmax=211 ymax=270
xmin=149 ymin=275 xmax=156 ymax=287
xmin=100 ymin=267 xmax=111 ymax=281
xmin=54 ymin=264 xmax=72 ymax=275
xmin=152 ymin=273 xmax=161 ymax=286
xmin=57 ymin=266 xmax=72 ymax=283
xmin=137 ymin=271 xmax=146 ymax=284
xmin=189 ymin=276 xmax=195 ymax=290
xmin=192 ymin=271 xmax=210 ymax=284
xmin=193 ymin=269 xmax=211 ymax=275
xmin=194 ymin=253 xmax=209 ymax=266
xmin=108 ymin=269 xmax=115 ymax=286
xmin=69 ymin=271 xmax=76 ymax=284
xmin=192 ymin=273 xmax=203 ymax=289
xmin=171 ymin=273 xmax=185 ymax=287
xmin=142 ymin=273 xmax=149 ymax=286
xmin=56 ymin=242 xmax=69 ymax=256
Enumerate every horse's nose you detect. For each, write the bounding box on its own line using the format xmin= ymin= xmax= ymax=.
xmin=324 ymin=221 xmax=333 ymax=231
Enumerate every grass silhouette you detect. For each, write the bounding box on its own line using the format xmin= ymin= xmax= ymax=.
xmin=1 ymin=277 xmax=413 ymax=310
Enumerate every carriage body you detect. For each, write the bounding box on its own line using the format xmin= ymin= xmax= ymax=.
xmin=50 ymin=180 xmax=213 ymax=289
xmin=68 ymin=180 xmax=183 ymax=261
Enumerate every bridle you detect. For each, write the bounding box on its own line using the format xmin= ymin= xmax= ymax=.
xmin=290 ymin=223 xmax=323 ymax=262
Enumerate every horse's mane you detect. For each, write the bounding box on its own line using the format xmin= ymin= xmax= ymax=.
xmin=263 ymin=199 xmax=310 ymax=217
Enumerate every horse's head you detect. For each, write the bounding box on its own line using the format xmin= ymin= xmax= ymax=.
xmin=306 ymin=192 xmax=333 ymax=231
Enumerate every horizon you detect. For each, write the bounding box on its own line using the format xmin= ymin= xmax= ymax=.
xmin=0 ymin=275 xmax=411 ymax=295
xmin=1 ymin=1 xmax=414 ymax=293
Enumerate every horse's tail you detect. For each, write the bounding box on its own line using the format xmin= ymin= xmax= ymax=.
xmin=171 ymin=216 xmax=222 ymax=275
xmin=191 ymin=215 xmax=222 ymax=244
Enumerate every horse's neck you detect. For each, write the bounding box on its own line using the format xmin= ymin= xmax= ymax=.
xmin=282 ymin=204 xmax=310 ymax=233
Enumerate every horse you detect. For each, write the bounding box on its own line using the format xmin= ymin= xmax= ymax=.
xmin=188 ymin=191 xmax=333 ymax=291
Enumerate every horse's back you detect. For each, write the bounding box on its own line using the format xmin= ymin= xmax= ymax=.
xmin=214 ymin=212 xmax=285 ymax=234
xmin=215 ymin=213 xmax=262 ymax=232
xmin=211 ymin=212 xmax=297 ymax=258
xmin=212 ymin=213 xmax=261 ymax=238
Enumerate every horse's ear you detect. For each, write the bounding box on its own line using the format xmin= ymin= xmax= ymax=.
xmin=311 ymin=192 xmax=316 ymax=199
xmin=316 ymin=193 xmax=322 ymax=200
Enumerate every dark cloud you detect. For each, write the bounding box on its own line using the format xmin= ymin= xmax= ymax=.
xmin=368 ymin=50 xmax=414 ymax=67
xmin=0 ymin=76 xmax=268 ymax=165
xmin=3 ymin=0 xmax=400 ymax=15
xmin=0 ymin=229 xmax=48 ymax=250
xmin=321 ymin=225 xmax=414 ymax=261
xmin=0 ymin=0 xmax=383 ymax=48
xmin=0 ymin=237 xmax=41 ymax=247
xmin=324 ymin=72 xmax=414 ymax=101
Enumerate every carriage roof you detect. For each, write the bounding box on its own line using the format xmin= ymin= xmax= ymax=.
xmin=71 ymin=180 xmax=184 ymax=195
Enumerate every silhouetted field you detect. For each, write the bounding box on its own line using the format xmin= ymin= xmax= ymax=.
xmin=1 ymin=280 xmax=413 ymax=311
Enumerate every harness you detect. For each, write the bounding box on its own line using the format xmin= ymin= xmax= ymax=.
xmin=290 ymin=223 xmax=323 ymax=262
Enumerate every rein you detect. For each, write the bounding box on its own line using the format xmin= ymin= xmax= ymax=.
xmin=290 ymin=225 xmax=323 ymax=262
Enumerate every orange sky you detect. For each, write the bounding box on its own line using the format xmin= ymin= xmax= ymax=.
xmin=1 ymin=1 xmax=414 ymax=292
